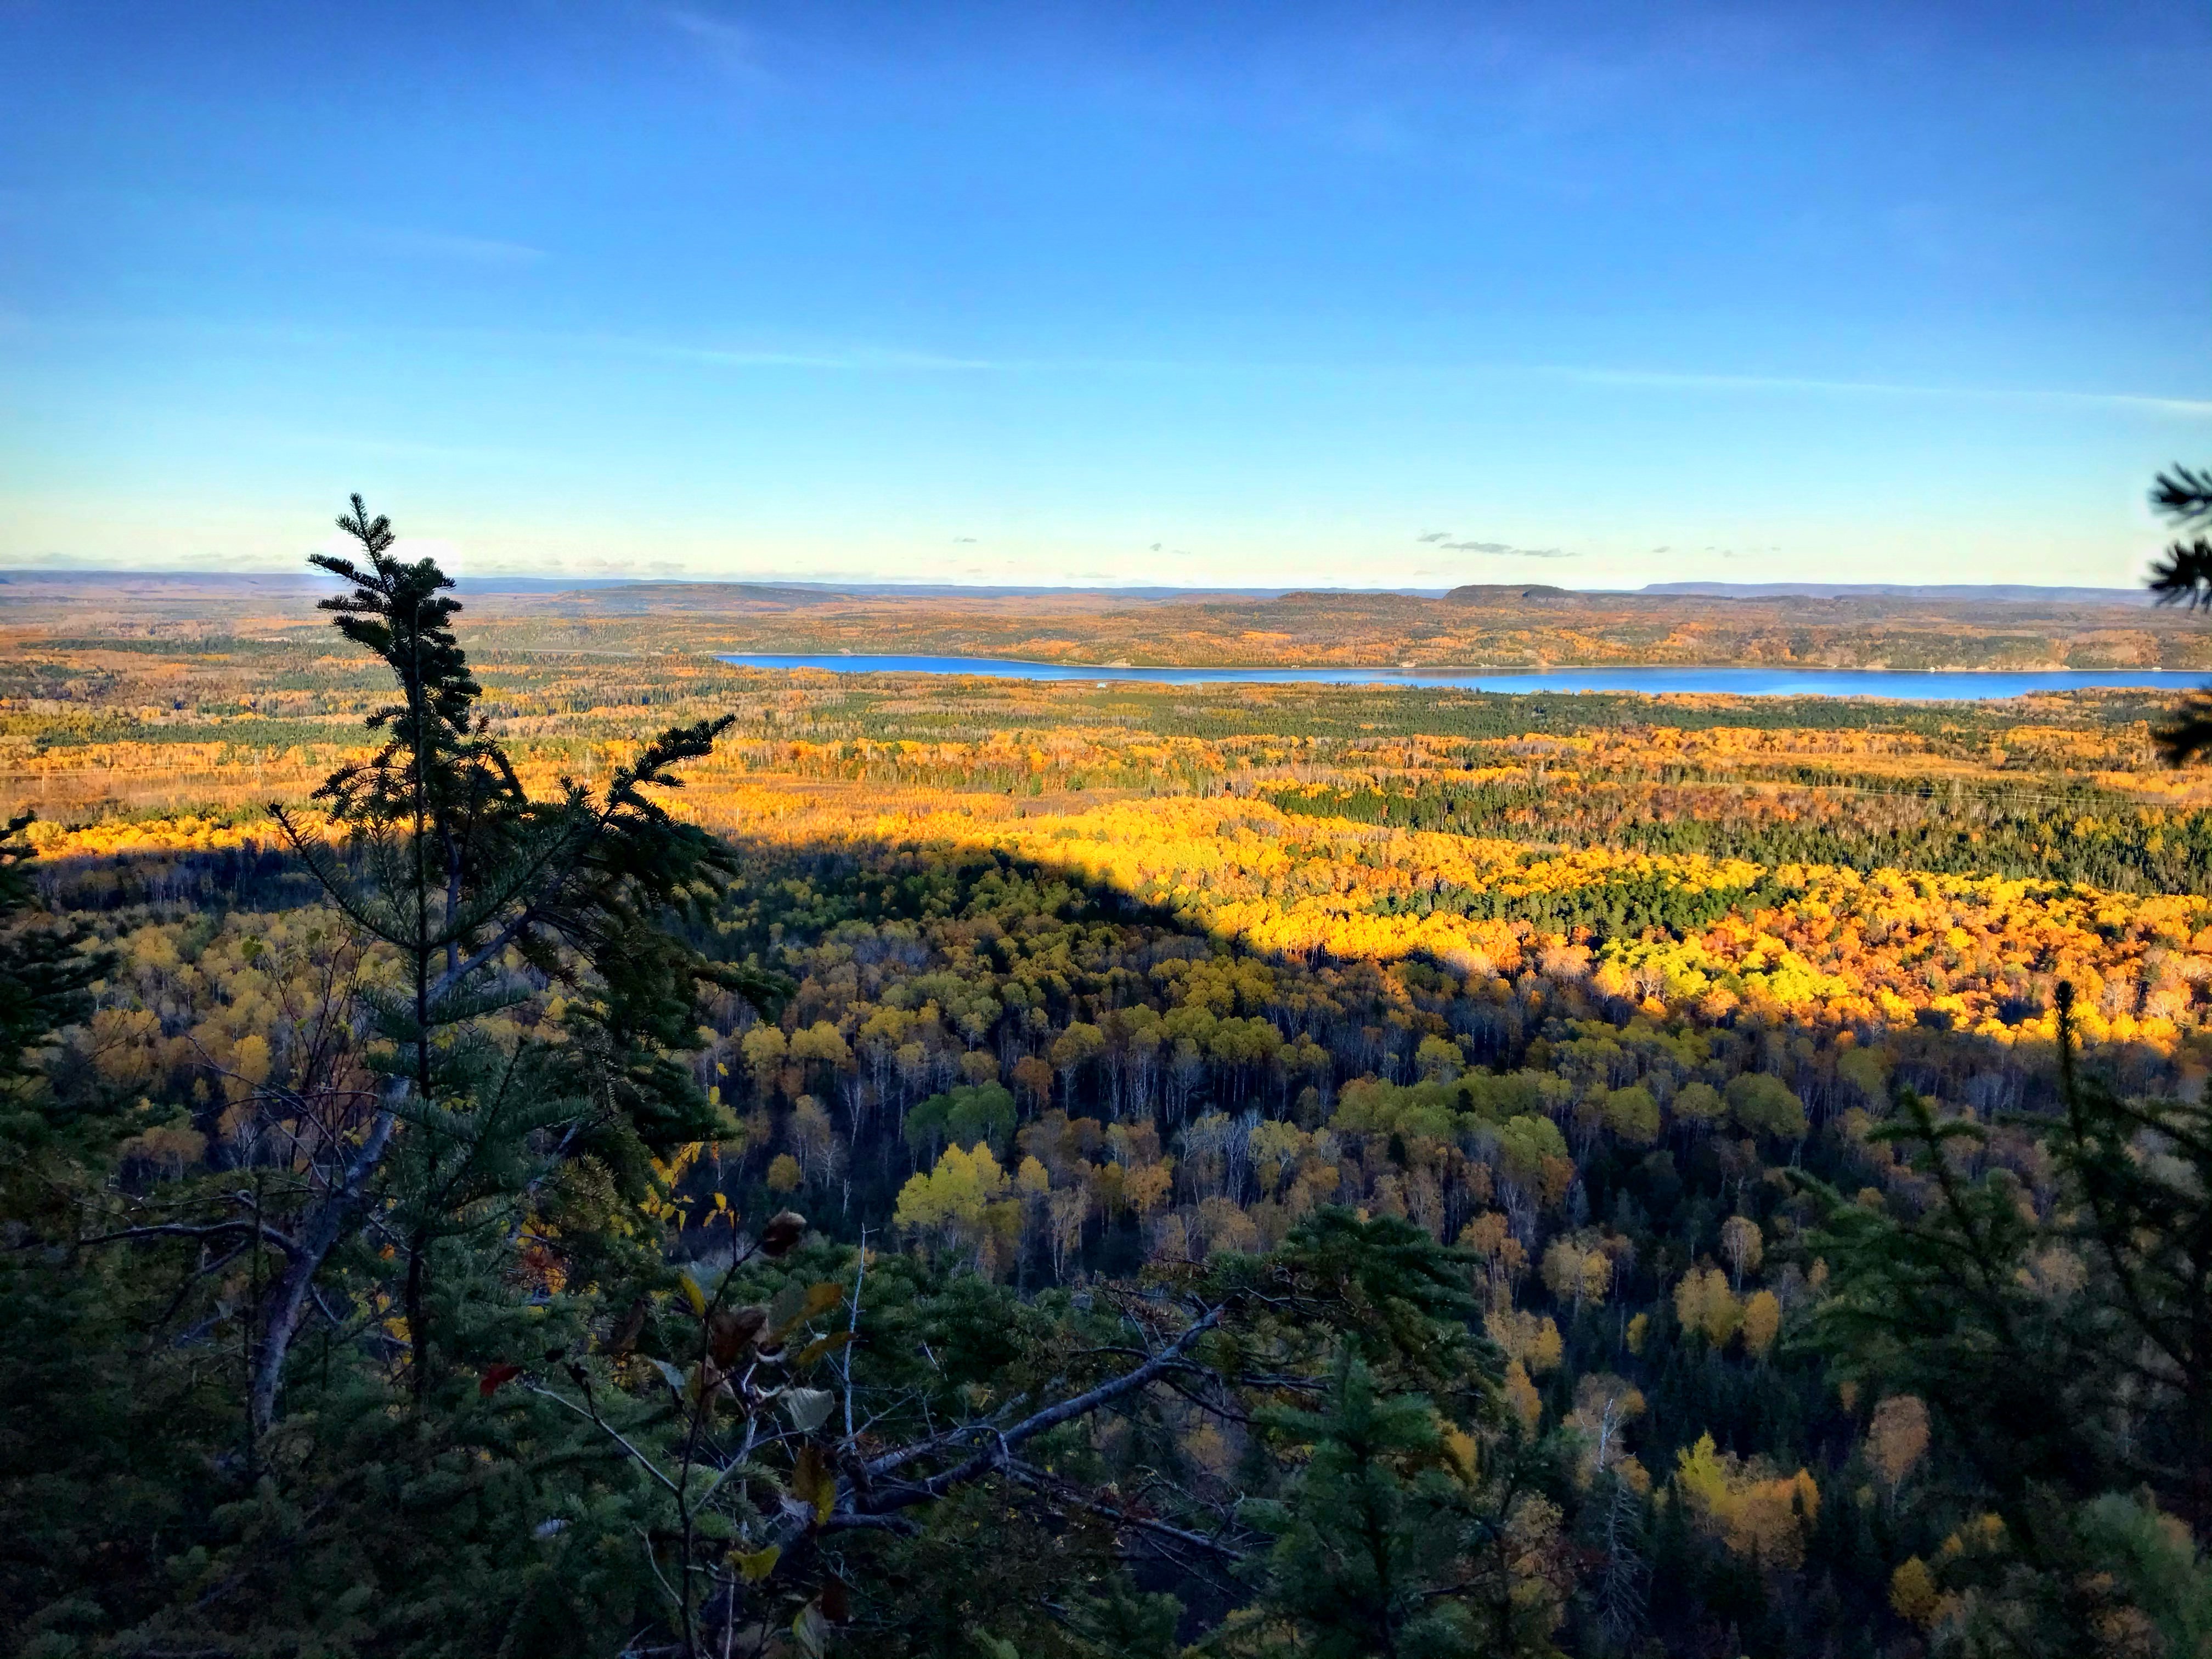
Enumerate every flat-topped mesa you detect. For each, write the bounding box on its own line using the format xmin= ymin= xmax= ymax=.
xmin=1262 ymin=590 xmax=1432 ymax=609
xmin=1444 ymin=583 xmax=1579 ymax=603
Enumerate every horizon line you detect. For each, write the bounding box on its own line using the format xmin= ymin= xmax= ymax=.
xmin=0 ymin=568 xmax=2162 ymax=601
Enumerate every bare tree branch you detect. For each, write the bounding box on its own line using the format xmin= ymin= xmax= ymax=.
xmin=853 ymin=1302 xmax=1225 ymax=1510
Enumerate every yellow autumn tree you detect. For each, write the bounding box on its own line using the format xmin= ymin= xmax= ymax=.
xmin=1122 ymin=1159 xmax=1175 ymax=1218
xmin=1015 ymin=1154 xmax=1052 ymax=1199
xmin=1486 ymin=1308 xmax=1564 ymax=1375
xmin=1867 ymin=1394 xmax=1931 ymax=1506
xmin=1673 ymin=1433 xmax=1821 ymax=1570
xmin=1674 ymin=1265 xmax=1742 ymax=1347
xmin=1889 ymin=1556 xmax=1942 ymax=1628
xmin=893 ymin=1142 xmax=1012 ymax=1262
xmin=1566 ymin=1373 xmax=1648 ymax=1490
xmin=740 ymin=1024 xmax=788 ymax=1094
xmin=1740 ymin=1289 xmax=1781 ymax=1359
xmin=1719 ymin=1214 xmax=1764 ymax=1290
xmin=1541 ymin=1236 xmax=1613 ymax=1315
xmin=1503 ymin=1360 xmax=1543 ymax=1437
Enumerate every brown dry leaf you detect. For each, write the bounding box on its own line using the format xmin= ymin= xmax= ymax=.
xmin=761 ymin=1210 xmax=808 ymax=1256
xmin=790 ymin=1443 xmax=836 ymax=1525
xmin=708 ymin=1305 xmax=768 ymax=1368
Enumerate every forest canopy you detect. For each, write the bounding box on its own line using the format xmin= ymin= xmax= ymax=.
xmin=1 ymin=497 xmax=2209 ymax=1659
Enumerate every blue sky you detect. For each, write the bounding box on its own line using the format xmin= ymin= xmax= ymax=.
xmin=2 ymin=1 xmax=2206 ymax=588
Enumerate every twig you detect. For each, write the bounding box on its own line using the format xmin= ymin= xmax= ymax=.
xmin=83 ymin=1220 xmax=304 ymax=1260
xmin=523 ymin=1382 xmax=680 ymax=1495
xmin=856 ymin=1302 xmax=1227 ymax=1505
xmin=1001 ymin=1456 xmax=1245 ymax=1559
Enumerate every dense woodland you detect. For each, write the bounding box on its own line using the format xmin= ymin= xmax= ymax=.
xmin=3 ymin=498 xmax=2211 ymax=1658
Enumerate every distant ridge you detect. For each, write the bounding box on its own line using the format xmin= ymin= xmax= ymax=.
xmin=0 ymin=572 xmax=2155 ymax=606
xmin=1640 ymin=582 xmax=2152 ymax=604
xmin=0 ymin=572 xmax=1425 ymax=600
xmin=1445 ymin=583 xmax=1578 ymax=603
xmin=551 ymin=582 xmax=1341 ymax=600
xmin=0 ymin=571 xmax=634 ymax=594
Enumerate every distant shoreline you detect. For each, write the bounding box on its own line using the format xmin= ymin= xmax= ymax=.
xmin=716 ymin=652 xmax=2200 ymax=700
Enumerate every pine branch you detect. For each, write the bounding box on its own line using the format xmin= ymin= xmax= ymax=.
xmin=2152 ymin=464 xmax=2212 ymax=526
xmin=2148 ymin=537 xmax=2212 ymax=613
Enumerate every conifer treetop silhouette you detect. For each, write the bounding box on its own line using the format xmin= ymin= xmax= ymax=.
xmin=2145 ymin=464 xmax=2212 ymax=761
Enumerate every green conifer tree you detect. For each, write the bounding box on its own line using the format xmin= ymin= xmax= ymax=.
xmin=0 ymin=809 xmax=115 ymax=1211
xmin=239 ymin=494 xmax=781 ymax=1432
xmin=1238 ymin=1352 xmax=1493 ymax=1659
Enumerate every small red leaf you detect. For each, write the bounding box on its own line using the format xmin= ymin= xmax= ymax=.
xmin=479 ymin=1363 xmax=523 ymax=1397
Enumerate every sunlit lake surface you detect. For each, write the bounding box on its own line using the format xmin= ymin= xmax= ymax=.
xmin=718 ymin=654 xmax=2197 ymax=701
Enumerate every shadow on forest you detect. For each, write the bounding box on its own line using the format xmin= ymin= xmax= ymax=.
xmin=37 ymin=820 xmax=2202 ymax=1653
xmin=49 ymin=821 xmax=2187 ymax=1186
xmin=43 ymin=823 xmax=2188 ymax=1129
xmin=36 ymin=838 xmax=325 ymax=914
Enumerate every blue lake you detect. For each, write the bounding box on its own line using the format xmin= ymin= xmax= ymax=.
xmin=717 ymin=654 xmax=2199 ymax=702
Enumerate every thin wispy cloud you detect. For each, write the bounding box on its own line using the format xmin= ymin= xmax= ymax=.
xmin=659 ymin=7 xmax=773 ymax=83
xmin=660 ymin=7 xmax=750 ymax=51
xmin=1537 ymin=364 xmax=2212 ymax=419
xmin=263 ymin=430 xmax=541 ymax=466
xmin=661 ymin=343 xmax=1001 ymax=371
xmin=644 ymin=346 xmax=2212 ymax=417
xmin=15 ymin=299 xmax=2198 ymax=421
xmin=1418 ymin=534 xmax=1578 ymax=560
xmin=370 ymin=228 xmax=547 ymax=265
xmin=0 ymin=310 xmax=1000 ymax=374
xmin=0 ymin=189 xmax=547 ymax=267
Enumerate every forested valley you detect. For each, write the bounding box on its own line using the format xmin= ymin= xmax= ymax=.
xmin=3 ymin=498 xmax=2211 ymax=1659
